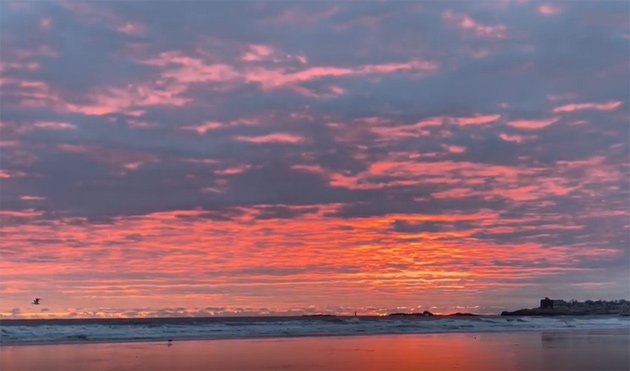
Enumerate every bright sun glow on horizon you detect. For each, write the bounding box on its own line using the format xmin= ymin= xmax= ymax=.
xmin=0 ymin=1 xmax=628 ymax=319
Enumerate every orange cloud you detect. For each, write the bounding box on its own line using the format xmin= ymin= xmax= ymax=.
xmin=1 ymin=204 xmax=619 ymax=317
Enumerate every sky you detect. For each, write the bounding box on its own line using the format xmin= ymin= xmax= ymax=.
xmin=0 ymin=1 xmax=628 ymax=318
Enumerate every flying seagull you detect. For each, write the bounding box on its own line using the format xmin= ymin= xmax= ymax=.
xmin=32 ymin=298 xmax=41 ymax=305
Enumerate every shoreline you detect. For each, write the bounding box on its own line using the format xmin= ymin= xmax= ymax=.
xmin=3 ymin=326 xmax=629 ymax=348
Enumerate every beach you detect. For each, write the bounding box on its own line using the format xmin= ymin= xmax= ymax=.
xmin=2 ymin=329 xmax=628 ymax=371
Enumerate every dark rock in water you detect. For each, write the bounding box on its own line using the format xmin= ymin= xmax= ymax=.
xmin=447 ymin=312 xmax=478 ymax=317
xmin=388 ymin=311 xmax=434 ymax=317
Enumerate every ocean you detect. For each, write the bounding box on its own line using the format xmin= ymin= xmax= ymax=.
xmin=2 ymin=315 xmax=629 ymax=345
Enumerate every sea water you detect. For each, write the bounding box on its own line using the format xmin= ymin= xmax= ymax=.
xmin=1 ymin=315 xmax=629 ymax=345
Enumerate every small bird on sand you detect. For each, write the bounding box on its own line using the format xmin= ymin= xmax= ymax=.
xmin=32 ymin=298 xmax=41 ymax=305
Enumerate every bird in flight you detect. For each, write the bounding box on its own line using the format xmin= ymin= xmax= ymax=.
xmin=32 ymin=298 xmax=41 ymax=305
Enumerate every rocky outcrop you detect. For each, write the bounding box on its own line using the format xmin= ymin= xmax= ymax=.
xmin=446 ymin=312 xmax=478 ymax=317
xmin=501 ymin=298 xmax=630 ymax=316
xmin=388 ymin=311 xmax=434 ymax=317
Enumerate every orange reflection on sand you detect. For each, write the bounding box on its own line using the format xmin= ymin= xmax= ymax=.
xmin=2 ymin=331 xmax=628 ymax=371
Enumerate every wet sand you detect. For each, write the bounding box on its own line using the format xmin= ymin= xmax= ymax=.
xmin=1 ymin=329 xmax=628 ymax=370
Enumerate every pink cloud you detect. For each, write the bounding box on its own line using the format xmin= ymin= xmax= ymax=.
xmin=121 ymin=162 xmax=144 ymax=171
xmin=553 ymin=101 xmax=623 ymax=114
xmin=295 ymin=55 xmax=308 ymax=65
xmin=507 ymin=118 xmax=557 ymax=130
xmin=444 ymin=145 xmax=467 ymax=154
xmin=246 ymin=66 xmax=351 ymax=89
xmin=181 ymin=122 xmax=223 ymax=135
xmin=1 ymin=79 xmax=62 ymax=111
xmin=64 ymin=83 xmax=189 ymax=116
xmin=328 ymin=85 xmax=345 ymax=96
xmin=360 ymin=60 xmax=437 ymax=74
xmin=455 ymin=114 xmax=501 ymax=126
xmin=0 ymin=169 xmax=27 ymax=179
xmin=370 ymin=124 xmax=431 ymax=142
xmin=286 ymin=84 xmax=348 ymax=99
xmin=245 ymin=60 xmax=437 ymax=93
xmin=442 ymin=10 xmax=507 ymax=39
xmin=499 ymin=133 xmax=535 ymax=143
xmin=537 ymin=4 xmax=562 ymax=16
xmin=139 ymin=50 xmax=436 ymax=101
xmin=0 ymin=62 xmax=40 ymax=73
xmin=0 ymin=209 xmax=44 ymax=219
xmin=215 ymin=164 xmax=252 ymax=176
xmin=33 ymin=121 xmax=77 ymax=131
xmin=290 ymin=164 xmax=328 ymax=176
xmin=20 ymin=195 xmax=46 ymax=202
xmin=128 ymin=121 xmax=157 ymax=130
xmin=12 ymin=45 xmax=58 ymax=60
xmin=56 ymin=144 xmax=89 ymax=154
xmin=181 ymin=158 xmax=219 ymax=166
xmin=3 ymin=73 xmax=187 ymax=116
xmin=241 ymin=44 xmax=275 ymax=62
xmin=234 ymin=133 xmax=306 ymax=144
xmin=39 ymin=17 xmax=52 ymax=30
xmin=143 ymin=52 xmax=240 ymax=85
xmin=0 ymin=121 xmax=77 ymax=135
xmin=117 ymin=22 xmax=146 ymax=36
xmin=0 ymin=140 xmax=20 ymax=148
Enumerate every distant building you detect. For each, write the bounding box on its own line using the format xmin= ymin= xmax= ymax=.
xmin=540 ymin=297 xmax=553 ymax=309
xmin=503 ymin=298 xmax=630 ymax=316
xmin=539 ymin=298 xmax=629 ymax=314
xmin=552 ymin=299 xmax=569 ymax=310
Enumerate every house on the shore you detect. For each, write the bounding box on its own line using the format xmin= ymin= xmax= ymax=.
xmin=540 ymin=297 xmax=568 ymax=310
xmin=503 ymin=298 xmax=630 ymax=316
xmin=539 ymin=297 xmax=629 ymax=314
